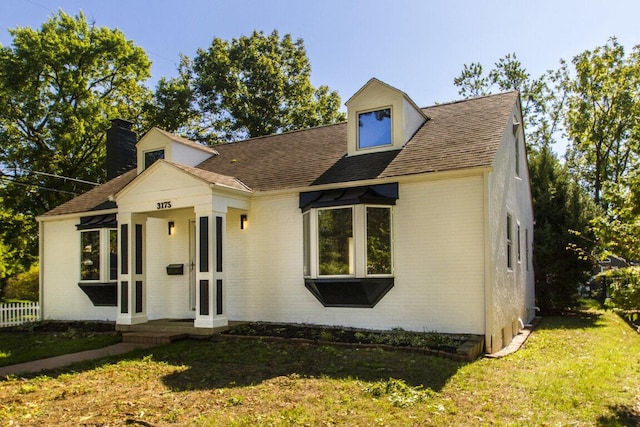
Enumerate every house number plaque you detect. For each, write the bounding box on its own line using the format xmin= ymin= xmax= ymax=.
xmin=156 ymin=201 xmax=172 ymax=210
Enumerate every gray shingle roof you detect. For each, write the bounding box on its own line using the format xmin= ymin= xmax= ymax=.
xmin=40 ymin=91 xmax=518 ymax=217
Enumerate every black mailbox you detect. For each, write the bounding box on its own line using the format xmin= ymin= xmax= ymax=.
xmin=166 ymin=264 xmax=184 ymax=275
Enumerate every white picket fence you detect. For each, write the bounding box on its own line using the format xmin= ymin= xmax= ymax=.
xmin=0 ymin=302 xmax=41 ymax=327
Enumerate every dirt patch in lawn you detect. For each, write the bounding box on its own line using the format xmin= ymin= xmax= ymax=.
xmin=223 ymin=322 xmax=485 ymax=361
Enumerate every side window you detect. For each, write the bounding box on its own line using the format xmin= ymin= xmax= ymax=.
xmin=318 ymin=207 xmax=354 ymax=276
xmin=303 ymin=212 xmax=311 ymax=277
xmin=366 ymin=207 xmax=392 ymax=275
xmin=81 ymin=231 xmax=100 ymax=281
xmin=80 ymin=229 xmax=118 ymax=282
xmin=506 ymin=214 xmax=513 ymax=270
xmin=515 ymin=137 xmax=520 ymax=177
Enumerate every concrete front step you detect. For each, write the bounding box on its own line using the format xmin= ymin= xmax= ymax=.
xmin=122 ymin=332 xmax=187 ymax=345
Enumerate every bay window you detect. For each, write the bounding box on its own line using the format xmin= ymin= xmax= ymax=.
xmin=310 ymin=205 xmax=392 ymax=278
xmin=299 ymin=183 xmax=397 ymax=307
xmin=80 ymin=228 xmax=118 ymax=282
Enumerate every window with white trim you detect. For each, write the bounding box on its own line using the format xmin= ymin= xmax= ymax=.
xmin=515 ymin=137 xmax=520 ymax=177
xmin=358 ymin=107 xmax=392 ymax=149
xmin=306 ymin=205 xmax=393 ymax=278
xmin=517 ymin=222 xmax=522 ymax=264
xmin=507 ymin=214 xmax=513 ymax=270
xmin=80 ymin=229 xmax=117 ymax=282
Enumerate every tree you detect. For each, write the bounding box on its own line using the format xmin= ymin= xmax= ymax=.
xmin=192 ymin=30 xmax=345 ymax=142
xmin=565 ymin=37 xmax=640 ymax=209
xmin=142 ymin=55 xmax=203 ymax=139
xmin=0 ymin=10 xmax=151 ymax=267
xmin=529 ymin=146 xmax=597 ymax=313
xmin=454 ymin=54 xmax=597 ymax=313
xmin=454 ymin=53 xmax=567 ymax=151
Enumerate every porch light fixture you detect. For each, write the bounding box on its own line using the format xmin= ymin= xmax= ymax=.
xmin=240 ymin=214 xmax=248 ymax=230
xmin=168 ymin=221 xmax=175 ymax=235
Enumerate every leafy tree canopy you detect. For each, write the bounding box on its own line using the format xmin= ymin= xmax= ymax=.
xmin=0 ymin=10 xmax=151 ymax=214
xmin=0 ymin=10 xmax=152 ymax=270
xmin=564 ymin=37 xmax=640 ymax=209
xmin=190 ymin=30 xmax=345 ymax=142
xmin=454 ymin=53 xmax=597 ymax=313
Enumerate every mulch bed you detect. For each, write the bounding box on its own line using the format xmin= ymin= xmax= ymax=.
xmin=0 ymin=320 xmax=116 ymax=334
xmin=223 ymin=322 xmax=485 ymax=361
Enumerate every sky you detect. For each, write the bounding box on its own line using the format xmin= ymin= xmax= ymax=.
xmin=1 ymin=0 xmax=640 ymax=154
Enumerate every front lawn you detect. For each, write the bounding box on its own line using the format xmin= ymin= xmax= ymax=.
xmin=1 ymin=306 xmax=639 ymax=426
xmin=0 ymin=322 xmax=121 ymax=367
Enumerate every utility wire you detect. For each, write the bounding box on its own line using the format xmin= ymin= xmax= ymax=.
xmin=0 ymin=176 xmax=80 ymax=196
xmin=5 ymin=167 xmax=100 ymax=186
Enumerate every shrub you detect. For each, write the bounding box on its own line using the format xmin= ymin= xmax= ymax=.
xmin=4 ymin=264 xmax=39 ymax=301
xmin=596 ymin=267 xmax=640 ymax=322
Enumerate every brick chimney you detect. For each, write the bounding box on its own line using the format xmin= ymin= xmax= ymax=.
xmin=106 ymin=119 xmax=137 ymax=180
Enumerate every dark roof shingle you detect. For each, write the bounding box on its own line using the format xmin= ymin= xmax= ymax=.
xmin=41 ymin=91 xmax=518 ymax=217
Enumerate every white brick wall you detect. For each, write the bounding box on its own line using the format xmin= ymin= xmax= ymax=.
xmin=227 ymin=176 xmax=486 ymax=334
xmin=41 ymin=218 xmax=117 ymax=321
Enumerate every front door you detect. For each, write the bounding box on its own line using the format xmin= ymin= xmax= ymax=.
xmin=189 ymin=219 xmax=196 ymax=311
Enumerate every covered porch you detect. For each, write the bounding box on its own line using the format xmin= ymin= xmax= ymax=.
xmin=112 ymin=160 xmax=251 ymax=332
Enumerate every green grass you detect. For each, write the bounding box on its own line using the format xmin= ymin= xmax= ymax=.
xmin=0 ymin=330 xmax=121 ymax=367
xmin=1 ymin=305 xmax=639 ymax=426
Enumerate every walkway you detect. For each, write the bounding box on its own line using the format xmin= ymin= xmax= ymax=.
xmin=0 ymin=342 xmax=154 ymax=376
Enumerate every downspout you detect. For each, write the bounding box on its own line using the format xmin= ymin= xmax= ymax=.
xmin=483 ymin=170 xmax=494 ymax=353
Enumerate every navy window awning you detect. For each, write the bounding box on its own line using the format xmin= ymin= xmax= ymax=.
xmin=299 ymin=182 xmax=398 ymax=212
xmin=76 ymin=214 xmax=117 ymax=230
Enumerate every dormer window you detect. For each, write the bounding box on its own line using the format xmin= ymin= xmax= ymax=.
xmin=144 ymin=149 xmax=165 ymax=169
xmin=358 ymin=108 xmax=392 ymax=149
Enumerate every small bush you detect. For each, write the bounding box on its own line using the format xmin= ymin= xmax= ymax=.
xmin=364 ymin=378 xmax=435 ymax=408
xmin=597 ymin=266 xmax=640 ymax=311
xmin=4 ymin=264 xmax=39 ymax=301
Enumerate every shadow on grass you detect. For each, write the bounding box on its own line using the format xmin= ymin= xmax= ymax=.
xmin=158 ymin=337 xmax=466 ymax=392
xmin=597 ymin=404 xmax=640 ymax=426
xmin=28 ymin=336 xmax=467 ymax=393
xmin=536 ymin=310 xmax=606 ymax=331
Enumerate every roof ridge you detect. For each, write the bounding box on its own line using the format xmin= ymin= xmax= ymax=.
xmin=424 ymin=90 xmax=519 ymax=109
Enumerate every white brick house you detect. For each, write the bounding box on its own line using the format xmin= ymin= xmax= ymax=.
xmin=37 ymin=78 xmax=535 ymax=352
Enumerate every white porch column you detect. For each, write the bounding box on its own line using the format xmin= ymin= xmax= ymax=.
xmin=116 ymin=212 xmax=148 ymax=325
xmin=194 ymin=206 xmax=227 ymax=328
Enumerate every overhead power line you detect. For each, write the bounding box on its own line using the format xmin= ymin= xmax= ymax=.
xmin=0 ymin=176 xmax=80 ymax=196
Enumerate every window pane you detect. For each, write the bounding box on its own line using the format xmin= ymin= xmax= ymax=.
xmin=303 ymin=212 xmax=310 ymax=276
xmin=367 ymin=207 xmax=392 ymax=274
xmin=81 ymin=231 xmax=100 ymax=281
xmin=144 ymin=149 xmax=165 ymax=169
xmin=358 ymin=108 xmax=391 ymax=148
xmin=507 ymin=215 xmax=513 ymax=269
xmin=318 ymin=208 xmax=353 ymax=275
xmin=109 ymin=229 xmax=118 ymax=281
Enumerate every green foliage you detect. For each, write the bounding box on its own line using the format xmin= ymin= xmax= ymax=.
xmin=0 ymin=10 xmax=151 ymax=266
xmin=3 ymin=264 xmax=39 ymax=301
xmin=455 ymin=55 xmax=598 ymax=313
xmin=597 ymin=266 xmax=640 ymax=312
xmin=364 ymin=378 xmax=435 ymax=408
xmin=565 ymin=37 xmax=640 ymax=208
xmin=530 ymin=146 xmax=597 ymax=313
xmin=192 ymin=30 xmax=345 ymax=142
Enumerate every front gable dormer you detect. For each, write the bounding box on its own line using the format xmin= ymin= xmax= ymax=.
xmin=136 ymin=128 xmax=218 ymax=175
xmin=345 ymin=78 xmax=428 ymax=156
